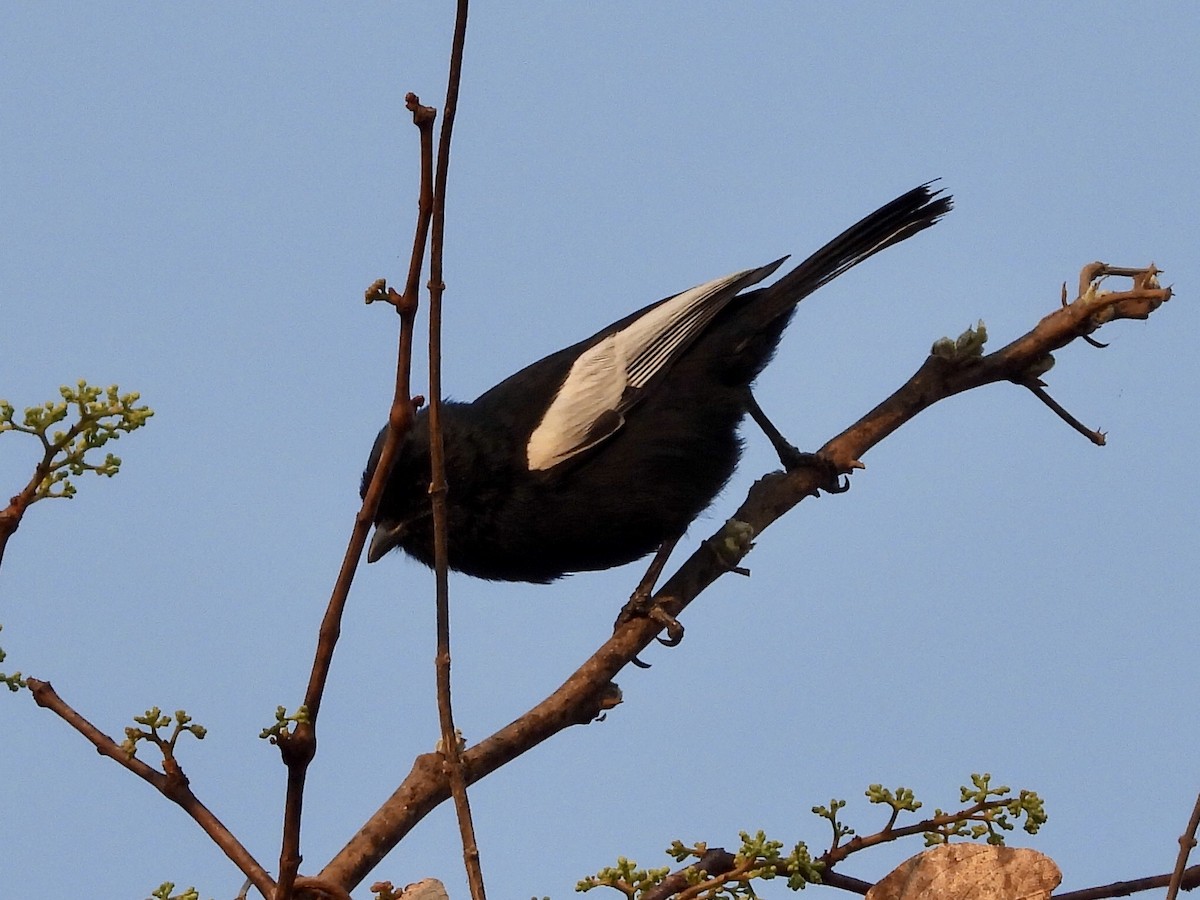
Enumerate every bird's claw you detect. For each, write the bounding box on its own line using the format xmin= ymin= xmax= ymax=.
xmin=618 ymin=587 xmax=685 ymax=667
xmin=651 ymin=606 xmax=685 ymax=646
xmin=617 ymin=591 xmax=683 ymax=641
xmin=778 ymin=448 xmax=857 ymax=494
xmin=616 ymin=589 xmax=653 ymax=629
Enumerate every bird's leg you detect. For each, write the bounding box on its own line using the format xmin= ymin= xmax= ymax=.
xmin=743 ymin=389 xmax=812 ymax=468
xmin=616 ymin=537 xmax=685 ymax=662
xmin=743 ymin=389 xmax=848 ymax=493
xmin=625 ymin=536 xmax=678 ymax=611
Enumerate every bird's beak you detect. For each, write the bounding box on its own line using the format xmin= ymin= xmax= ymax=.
xmin=366 ymin=520 xmax=405 ymax=564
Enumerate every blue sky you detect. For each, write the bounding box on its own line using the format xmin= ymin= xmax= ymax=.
xmin=2 ymin=4 xmax=1198 ymax=899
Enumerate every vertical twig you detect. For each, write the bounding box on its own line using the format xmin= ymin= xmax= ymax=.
xmin=1166 ymin=792 xmax=1200 ymax=900
xmin=427 ymin=2 xmax=487 ymax=899
xmin=274 ymin=92 xmax=438 ymax=900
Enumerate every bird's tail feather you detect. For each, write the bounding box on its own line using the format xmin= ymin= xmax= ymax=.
xmin=761 ymin=181 xmax=952 ymax=316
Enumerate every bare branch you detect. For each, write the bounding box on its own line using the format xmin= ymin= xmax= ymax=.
xmin=275 ymin=81 xmax=441 ymax=900
xmin=424 ymin=1 xmax=488 ymax=898
xmin=25 ymin=679 xmax=275 ymax=898
xmin=1055 ymin=864 xmax=1200 ymax=900
xmin=318 ymin=263 xmax=1173 ymax=891
xmin=1167 ymin=792 xmax=1200 ymax=900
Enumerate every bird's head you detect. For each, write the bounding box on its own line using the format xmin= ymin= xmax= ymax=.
xmin=360 ymin=423 xmax=433 ymax=564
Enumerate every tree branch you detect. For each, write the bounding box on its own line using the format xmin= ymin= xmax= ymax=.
xmin=319 ymin=263 xmax=1171 ymax=891
xmin=1055 ymin=864 xmax=1200 ymax=900
xmin=25 ymin=678 xmax=276 ymax=899
xmin=424 ymin=1 xmax=487 ymax=899
xmin=275 ymin=85 xmax=439 ymax=900
xmin=1167 ymin=791 xmax=1200 ymax=900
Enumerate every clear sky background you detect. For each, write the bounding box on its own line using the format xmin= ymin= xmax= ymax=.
xmin=3 ymin=4 xmax=1198 ymax=899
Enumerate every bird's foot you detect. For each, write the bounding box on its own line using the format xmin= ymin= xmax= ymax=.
xmin=615 ymin=539 xmax=681 ymax=632
xmin=744 ymin=389 xmax=858 ymax=491
xmin=617 ymin=589 xmax=686 ymax=660
xmin=618 ymin=598 xmax=685 ymax=645
xmin=623 ymin=601 xmax=684 ymax=669
xmin=778 ymin=447 xmax=859 ymax=494
xmin=617 ymin=540 xmax=686 ymax=667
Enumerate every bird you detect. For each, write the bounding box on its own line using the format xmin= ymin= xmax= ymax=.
xmin=362 ymin=183 xmax=951 ymax=583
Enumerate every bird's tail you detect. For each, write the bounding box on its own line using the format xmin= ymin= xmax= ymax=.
xmin=759 ymin=182 xmax=952 ymax=318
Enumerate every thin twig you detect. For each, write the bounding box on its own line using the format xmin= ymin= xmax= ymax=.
xmin=275 ymin=90 xmax=438 ymax=899
xmin=642 ymin=860 xmax=876 ymax=900
xmin=642 ymin=798 xmax=1043 ymax=898
xmin=26 ymin=678 xmax=276 ymax=898
xmin=0 ymin=424 xmax=73 ymax=570
xmin=1166 ymin=792 xmax=1200 ymax=900
xmin=426 ymin=2 xmax=487 ymax=899
xmin=649 ymin=859 xmax=1200 ymax=900
xmin=1054 ymin=864 xmax=1200 ymax=900
xmin=1021 ymin=379 xmax=1106 ymax=445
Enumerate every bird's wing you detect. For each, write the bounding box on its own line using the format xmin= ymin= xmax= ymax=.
xmin=525 ymin=258 xmax=786 ymax=471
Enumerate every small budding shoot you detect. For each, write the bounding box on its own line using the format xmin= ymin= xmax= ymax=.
xmin=1 ymin=380 xmax=154 ymax=502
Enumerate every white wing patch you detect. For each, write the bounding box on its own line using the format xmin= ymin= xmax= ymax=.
xmin=526 ymin=266 xmax=772 ymax=472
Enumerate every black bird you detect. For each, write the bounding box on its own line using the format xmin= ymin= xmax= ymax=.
xmin=363 ymin=183 xmax=951 ymax=583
